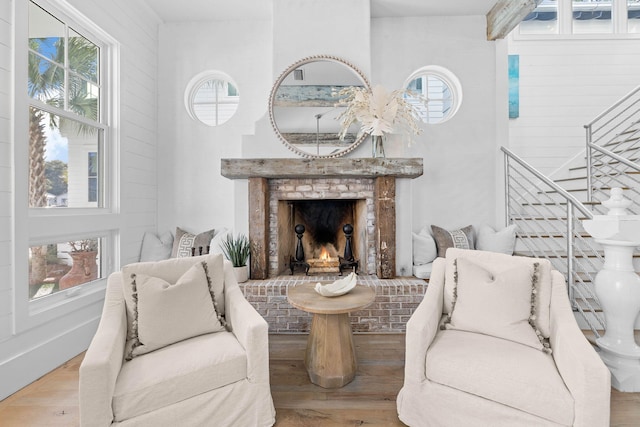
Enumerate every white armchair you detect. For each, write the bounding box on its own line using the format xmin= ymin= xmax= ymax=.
xmin=79 ymin=255 xmax=275 ymax=427
xmin=397 ymin=248 xmax=611 ymax=427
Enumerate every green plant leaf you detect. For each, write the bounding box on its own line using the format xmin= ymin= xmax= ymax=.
xmin=221 ymin=233 xmax=250 ymax=267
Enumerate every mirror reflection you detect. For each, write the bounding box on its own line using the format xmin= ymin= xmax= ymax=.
xmin=270 ymin=56 xmax=370 ymax=158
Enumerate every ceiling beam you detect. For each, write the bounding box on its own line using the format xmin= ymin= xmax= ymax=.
xmin=486 ymin=0 xmax=542 ymax=40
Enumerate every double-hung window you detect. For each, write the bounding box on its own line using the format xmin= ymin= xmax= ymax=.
xmin=17 ymin=0 xmax=118 ymax=327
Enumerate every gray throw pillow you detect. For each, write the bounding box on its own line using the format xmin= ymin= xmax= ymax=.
xmin=171 ymin=227 xmax=215 ymax=258
xmin=431 ymin=225 xmax=475 ymax=258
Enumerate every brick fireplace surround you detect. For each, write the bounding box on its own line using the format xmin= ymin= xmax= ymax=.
xmin=221 ymin=157 xmax=427 ymax=332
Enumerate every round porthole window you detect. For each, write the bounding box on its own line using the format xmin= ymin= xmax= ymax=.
xmin=404 ymin=66 xmax=462 ymax=125
xmin=185 ymin=71 xmax=239 ymax=126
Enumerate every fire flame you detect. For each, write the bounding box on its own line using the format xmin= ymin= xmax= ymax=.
xmin=319 ymin=246 xmax=330 ymax=261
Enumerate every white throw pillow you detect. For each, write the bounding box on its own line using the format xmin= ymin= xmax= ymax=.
xmin=443 ymin=248 xmax=553 ymax=339
xmin=210 ymin=228 xmax=231 ymax=255
xmin=127 ymin=262 xmax=226 ymax=359
xmin=444 ymin=257 xmax=548 ymax=352
xmin=476 ymin=224 xmax=517 ymax=255
xmin=122 ymin=254 xmax=226 ymax=342
xmin=413 ymin=231 xmax=437 ymax=266
xmin=139 ymin=231 xmax=174 ymax=262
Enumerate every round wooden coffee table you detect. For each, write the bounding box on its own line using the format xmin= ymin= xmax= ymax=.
xmin=287 ymin=283 xmax=376 ymax=388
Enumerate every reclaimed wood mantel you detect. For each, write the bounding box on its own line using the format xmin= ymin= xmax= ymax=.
xmin=220 ymin=158 xmax=423 ymax=179
xmin=220 ymin=158 xmax=423 ymax=280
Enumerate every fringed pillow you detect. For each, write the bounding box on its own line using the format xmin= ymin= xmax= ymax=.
xmin=122 ymin=253 xmax=226 ymax=348
xmin=443 ymin=248 xmax=553 ymax=339
xmin=442 ymin=257 xmax=551 ymax=353
xmin=126 ymin=261 xmax=227 ymax=360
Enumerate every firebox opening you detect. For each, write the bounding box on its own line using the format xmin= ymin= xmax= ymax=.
xmin=277 ymin=198 xmax=368 ymax=276
xmin=295 ymin=199 xmax=352 ymax=258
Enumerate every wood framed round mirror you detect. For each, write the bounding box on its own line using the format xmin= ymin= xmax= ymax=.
xmin=269 ymin=55 xmax=371 ymax=158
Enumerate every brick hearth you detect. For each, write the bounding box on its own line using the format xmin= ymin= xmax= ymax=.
xmin=239 ymin=275 xmax=428 ymax=333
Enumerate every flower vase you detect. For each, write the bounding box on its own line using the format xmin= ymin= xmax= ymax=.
xmin=372 ymin=135 xmax=386 ymax=158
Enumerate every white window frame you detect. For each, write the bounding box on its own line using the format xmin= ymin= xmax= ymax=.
xmin=403 ymin=65 xmax=463 ymax=125
xmin=184 ymin=70 xmax=240 ymax=127
xmin=514 ymin=0 xmax=640 ymax=40
xmin=13 ymin=0 xmax=120 ymax=333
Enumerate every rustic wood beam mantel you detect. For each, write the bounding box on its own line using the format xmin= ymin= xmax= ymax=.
xmin=223 ymin=157 xmax=423 ymax=280
xmin=221 ymin=158 xmax=423 ymax=179
xmin=486 ymin=0 xmax=541 ymax=40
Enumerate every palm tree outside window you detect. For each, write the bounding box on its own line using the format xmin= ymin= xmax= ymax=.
xmin=26 ymin=1 xmax=109 ymax=299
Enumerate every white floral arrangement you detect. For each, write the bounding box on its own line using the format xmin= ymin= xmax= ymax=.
xmin=335 ymin=84 xmax=427 ymax=143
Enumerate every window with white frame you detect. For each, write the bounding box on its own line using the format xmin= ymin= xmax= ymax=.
xmin=519 ymin=0 xmax=640 ymax=36
xmin=185 ymin=71 xmax=240 ymax=126
xmin=404 ymin=66 xmax=463 ymax=125
xmin=25 ymin=0 xmax=115 ymax=303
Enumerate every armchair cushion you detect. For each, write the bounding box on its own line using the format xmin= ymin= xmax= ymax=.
xmin=412 ymin=261 xmax=433 ymax=279
xmin=426 ymin=329 xmax=574 ymax=426
xmin=444 ymin=248 xmax=553 ymax=338
xmin=113 ymin=331 xmax=247 ymax=422
xmin=444 ymin=257 xmax=544 ymax=351
xmin=128 ymin=261 xmax=226 ymax=359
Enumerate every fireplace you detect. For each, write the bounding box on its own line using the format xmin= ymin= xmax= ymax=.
xmin=283 ymin=199 xmax=364 ymax=275
xmin=275 ymin=186 xmax=373 ymax=275
xmin=220 ymin=158 xmax=423 ymax=279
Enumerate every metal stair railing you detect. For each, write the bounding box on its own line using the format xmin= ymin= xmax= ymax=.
xmin=502 ymin=146 xmax=605 ymax=338
xmin=585 ymin=85 xmax=640 ymax=211
xmin=585 ymin=85 xmax=640 ymax=150
xmin=587 ymin=143 xmax=640 ymax=215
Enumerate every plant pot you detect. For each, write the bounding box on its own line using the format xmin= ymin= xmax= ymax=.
xmin=233 ymin=265 xmax=249 ymax=283
xmin=59 ymin=251 xmax=98 ymax=290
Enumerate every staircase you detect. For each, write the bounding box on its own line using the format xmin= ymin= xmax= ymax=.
xmin=586 ymin=85 xmax=640 ymax=215
xmin=503 ymin=84 xmax=640 ymax=337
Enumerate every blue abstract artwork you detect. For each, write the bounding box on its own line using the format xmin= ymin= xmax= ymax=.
xmin=508 ymin=55 xmax=519 ymax=119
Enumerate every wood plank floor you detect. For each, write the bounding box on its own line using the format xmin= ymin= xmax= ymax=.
xmin=0 ymin=334 xmax=639 ymax=426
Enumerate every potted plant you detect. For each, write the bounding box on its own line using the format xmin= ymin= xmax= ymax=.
xmin=59 ymin=239 xmax=99 ymax=290
xmin=221 ymin=233 xmax=250 ymax=283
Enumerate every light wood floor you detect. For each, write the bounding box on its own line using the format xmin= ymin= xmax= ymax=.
xmin=0 ymin=334 xmax=639 ymax=426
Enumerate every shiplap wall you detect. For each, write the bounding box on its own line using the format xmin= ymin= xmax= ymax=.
xmin=0 ymin=0 xmax=159 ymax=400
xmin=508 ymin=36 xmax=640 ymax=177
xmin=0 ymin=0 xmax=12 ymax=342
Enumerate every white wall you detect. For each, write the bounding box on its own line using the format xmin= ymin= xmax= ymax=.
xmin=371 ymin=16 xmax=504 ymax=246
xmin=0 ymin=0 xmax=159 ymax=400
xmin=157 ymin=19 xmax=272 ymax=235
xmin=157 ymin=2 xmax=505 ymax=275
xmin=0 ymin=0 xmax=12 ymax=344
xmin=508 ymin=34 xmax=640 ymax=177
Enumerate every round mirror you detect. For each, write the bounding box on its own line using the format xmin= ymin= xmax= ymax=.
xmin=269 ymin=55 xmax=371 ymax=158
xmin=185 ymin=71 xmax=239 ymax=126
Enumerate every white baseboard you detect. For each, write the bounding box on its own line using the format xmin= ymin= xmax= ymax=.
xmin=0 ymin=317 xmax=99 ymax=401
